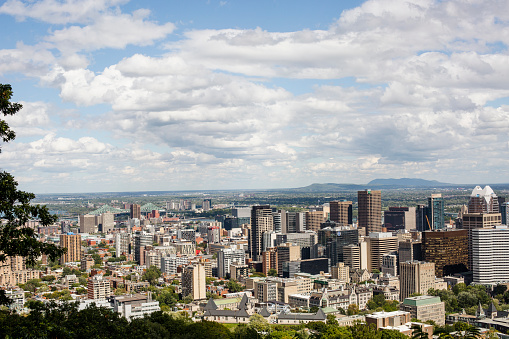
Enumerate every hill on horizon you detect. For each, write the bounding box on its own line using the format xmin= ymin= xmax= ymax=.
xmin=367 ymin=178 xmax=451 ymax=187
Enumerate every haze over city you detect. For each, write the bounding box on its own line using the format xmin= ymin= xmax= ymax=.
xmin=1 ymin=0 xmax=509 ymax=194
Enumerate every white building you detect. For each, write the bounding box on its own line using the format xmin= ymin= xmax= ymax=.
xmin=472 ymin=226 xmax=509 ymax=285
xmin=217 ymin=247 xmax=245 ymax=278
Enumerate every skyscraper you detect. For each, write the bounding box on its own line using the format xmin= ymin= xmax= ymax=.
xmin=427 ymin=194 xmax=444 ymax=230
xmin=329 ymin=201 xmax=353 ymax=225
xmin=357 ymin=189 xmax=382 ymax=235
xmin=366 ymin=232 xmax=398 ymax=272
xmin=182 ymin=263 xmax=206 ymax=300
xmin=468 ymin=185 xmax=499 ymax=213
xmin=60 ymin=233 xmax=82 ymax=264
xmin=249 ymin=205 xmax=273 ymax=261
xmin=130 ymin=204 xmax=141 ymax=220
xmin=472 ymin=226 xmax=509 ymax=285
xmin=422 ymin=230 xmax=468 ymax=277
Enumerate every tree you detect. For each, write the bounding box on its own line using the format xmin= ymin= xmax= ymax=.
xmin=268 ymin=268 xmax=278 ymax=277
xmin=411 ymin=324 xmax=429 ymax=339
xmin=142 ymin=265 xmax=161 ymax=285
xmin=0 ymin=84 xmax=65 ymax=305
xmin=347 ymin=303 xmax=359 ymax=315
xmin=226 ymin=279 xmax=244 ymax=293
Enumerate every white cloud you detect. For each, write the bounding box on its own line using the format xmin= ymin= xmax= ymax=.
xmin=0 ymin=0 xmax=129 ymax=24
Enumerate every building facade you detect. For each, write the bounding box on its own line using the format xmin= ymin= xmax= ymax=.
xmin=358 ymin=190 xmax=382 ymax=235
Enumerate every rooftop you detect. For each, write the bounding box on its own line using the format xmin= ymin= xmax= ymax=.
xmin=403 ymin=295 xmax=442 ymax=306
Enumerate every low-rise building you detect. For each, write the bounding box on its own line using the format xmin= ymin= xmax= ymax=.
xmin=400 ymin=295 xmax=445 ymax=325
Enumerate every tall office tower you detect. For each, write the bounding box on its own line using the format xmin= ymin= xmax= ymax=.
xmin=276 ymin=242 xmax=301 ymax=276
xmin=329 ymin=201 xmax=353 ymax=225
xmin=217 ymin=247 xmax=245 ymax=278
xmin=422 ymin=230 xmax=468 ymax=277
xmin=468 ymin=186 xmax=499 ymax=213
xmin=130 ymin=204 xmax=141 ymax=220
xmin=318 ymin=226 xmax=359 ymax=266
xmin=60 ymin=233 xmax=82 ymax=264
xmin=262 ymin=247 xmax=278 ymax=276
xmin=182 ymin=263 xmax=206 ymax=300
xmin=202 ymin=199 xmax=212 ymax=211
xmin=249 ymin=205 xmax=273 ymax=261
xmin=399 ymin=261 xmax=436 ymax=300
xmin=79 ymin=214 xmax=96 ymax=233
xmin=384 ymin=207 xmax=416 ymax=231
xmin=357 ymin=189 xmax=382 ymax=235
xmin=134 ymin=232 xmax=153 ymax=264
xmin=501 ymin=202 xmax=509 ymax=225
xmin=272 ymin=210 xmax=287 ymax=233
xmin=343 ymin=242 xmax=368 ymax=270
xmin=427 ymin=194 xmax=445 ymax=230
xmin=472 ymin=226 xmax=509 ymax=285
xmin=366 ymin=232 xmax=398 ymax=272
xmin=305 ymin=210 xmax=326 ymax=232
xmin=115 ymin=233 xmax=131 ymax=257
xmin=99 ymin=212 xmax=115 ymax=233
xmin=462 ymin=213 xmax=502 ymax=269
xmin=286 ymin=212 xmax=306 ymax=233
xmin=398 ymin=240 xmax=422 ymax=263
xmin=87 ymin=275 xmax=111 ymax=300
xmin=415 ymin=204 xmax=429 ymax=232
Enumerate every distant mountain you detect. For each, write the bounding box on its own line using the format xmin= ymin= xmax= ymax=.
xmin=367 ymin=178 xmax=450 ymax=187
xmin=290 ymin=183 xmax=364 ymax=193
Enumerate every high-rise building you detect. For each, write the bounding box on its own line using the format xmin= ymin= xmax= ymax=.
xmin=399 ymin=261 xmax=435 ymax=300
xmin=130 ymin=204 xmax=141 ymax=220
xmin=217 ymin=247 xmax=245 ymax=278
xmin=115 ymin=233 xmax=131 ymax=258
xmin=398 ymin=240 xmax=422 ymax=263
xmin=358 ymin=190 xmax=382 ymax=235
xmin=329 ymin=201 xmax=353 ymax=225
xmin=427 ymin=194 xmax=445 ymax=230
xmin=249 ymin=205 xmax=273 ymax=261
xmin=468 ymin=186 xmax=499 ymax=213
xmin=343 ymin=242 xmax=368 ymax=270
xmin=79 ymin=214 xmax=96 ymax=233
xmin=286 ymin=212 xmax=306 ymax=233
xmin=99 ymin=212 xmax=115 ymax=233
xmin=87 ymin=275 xmax=111 ymax=300
xmin=262 ymin=247 xmax=278 ymax=276
xmin=415 ymin=204 xmax=429 ymax=232
xmin=366 ymin=232 xmax=398 ymax=272
xmin=462 ymin=212 xmax=502 ymax=268
xmin=202 ymin=199 xmax=212 ymax=211
xmin=318 ymin=226 xmax=359 ymax=266
xmin=182 ymin=263 xmax=206 ymax=300
xmin=272 ymin=210 xmax=287 ymax=233
xmin=472 ymin=226 xmax=509 ymax=285
xmin=305 ymin=210 xmax=326 ymax=232
xmin=383 ymin=207 xmax=416 ymax=231
xmin=277 ymin=242 xmax=301 ymax=276
xmin=134 ymin=232 xmax=153 ymax=264
xmin=500 ymin=202 xmax=509 ymax=225
xmin=60 ymin=233 xmax=82 ymax=264
xmin=422 ymin=230 xmax=468 ymax=277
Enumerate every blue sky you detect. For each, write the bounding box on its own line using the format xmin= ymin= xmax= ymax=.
xmin=1 ymin=0 xmax=509 ymax=193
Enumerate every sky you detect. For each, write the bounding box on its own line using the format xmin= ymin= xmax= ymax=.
xmin=1 ymin=0 xmax=509 ymax=194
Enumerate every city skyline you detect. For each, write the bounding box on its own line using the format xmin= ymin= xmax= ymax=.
xmin=2 ymin=0 xmax=509 ymax=193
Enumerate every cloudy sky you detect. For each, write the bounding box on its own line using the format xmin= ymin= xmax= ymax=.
xmin=1 ymin=0 xmax=509 ymax=193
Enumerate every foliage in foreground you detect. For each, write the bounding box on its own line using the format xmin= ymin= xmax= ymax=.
xmin=0 ymin=302 xmax=412 ymax=339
